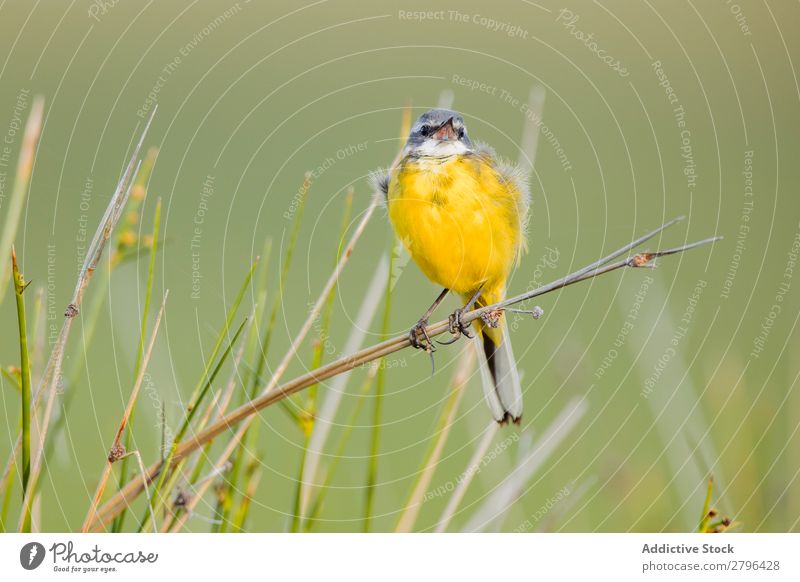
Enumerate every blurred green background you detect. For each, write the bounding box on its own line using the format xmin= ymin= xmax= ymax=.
xmin=0 ymin=0 xmax=798 ymax=532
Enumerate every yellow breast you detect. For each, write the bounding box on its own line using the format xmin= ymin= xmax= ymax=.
xmin=387 ymin=153 xmax=524 ymax=296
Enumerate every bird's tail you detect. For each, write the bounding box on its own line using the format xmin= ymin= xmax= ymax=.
xmin=469 ymin=291 xmax=523 ymax=425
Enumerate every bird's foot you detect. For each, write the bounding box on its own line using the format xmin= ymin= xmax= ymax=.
xmin=438 ymin=308 xmax=474 ymax=345
xmin=409 ymin=318 xmax=436 ymax=353
xmin=409 ymin=318 xmax=437 ymax=375
xmin=480 ymin=309 xmax=503 ymax=329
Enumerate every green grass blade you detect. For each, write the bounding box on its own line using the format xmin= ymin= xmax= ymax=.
xmin=213 ymin=240 xmax=272 ymax=532
xmin=184 ymin=258 xmax=259 ymax=428
xmin=299 ymin=253 xmax=389 ymax=521
xmin=698 ymin=477 xmax=714 ymax=532
xmin=191 ymin=254 xmax=265 ymax=533
xmin=241 ymin=238 xmax=272 ymax=392
xmin=230 ymin=459 xmax=261 ymax=532
xmin=11 ymin=248 xmax=33 ymax=532
xmin=221 ymin=179 xmax=309 ymax=532
xmin=140 ymin=317 xmax=249 ymax=531
xmin=137 ymin=259 xmax=257 ymax=531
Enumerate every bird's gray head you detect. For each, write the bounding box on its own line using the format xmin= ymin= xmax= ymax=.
xmin=405 ymin=109 xmax=473 ymax=158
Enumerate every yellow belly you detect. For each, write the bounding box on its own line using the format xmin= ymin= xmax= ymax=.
xmin=387 ymin=154 xmax=523 ymax=296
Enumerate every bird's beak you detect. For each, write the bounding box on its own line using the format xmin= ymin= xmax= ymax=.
xmin=432 ymin=117 xmax=457 ymax=141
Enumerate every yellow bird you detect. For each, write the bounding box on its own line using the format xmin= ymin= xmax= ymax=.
xmin=375 ymin=109 xmax=529 ymax=424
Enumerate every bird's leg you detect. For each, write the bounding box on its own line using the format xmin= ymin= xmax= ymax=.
xmin=439 ymin=284 xmax=484 ymax=345
xmin=409 ymin=287 xmax=450 ymax=353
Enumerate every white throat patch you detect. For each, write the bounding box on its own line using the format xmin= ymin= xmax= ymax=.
xmin=411 ymin=139 xmax=471 ymax=159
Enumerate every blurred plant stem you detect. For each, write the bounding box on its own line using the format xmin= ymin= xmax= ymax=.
xmin=81 ymin=292 xmax=168 ymax=532
xmin=137 ymin=260 xmax=258 ymax=531
xmin=698 ymin=477 xmax=737 ymax=533
xmin=220 ymin=179 xmax=309 ymax=533
xmin=114 ymin=194 xmax=161 ymax=532
xmin=363 ymin=235 xmax=396 ymax=532
xmin=435 ymin=422 xmax=499 ymax=532
xmin=395 ymin=344 xmax=475 ymax=532
xmin=0 ymin=96 xmax=44 ymax=305
xmin=304 ymin=366 xmax=377 ymax=531
xmin=141 ymin=317 xmax=248 ymax=532
xmin=290 ymin=189 xmax=352 ymax=532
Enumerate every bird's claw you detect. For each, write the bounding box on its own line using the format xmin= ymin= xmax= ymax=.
xmin=437 ymin=308 xmax=473 ymax=345
xmin=409 ymin=319 xmax=436 ymax=353
xmin=480 ymin=309 xmax=502 ymax=328
xmin=409 ymin=319 xmax=438 ymax=375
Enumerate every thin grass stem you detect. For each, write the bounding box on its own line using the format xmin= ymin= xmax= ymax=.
xmin=219 ymin=180 xmax=309 ymax=532
xmin=140 ymin=317 xmax=248 ymax=532
xmin=363 ymin=235 xmax=397 ymax=532
xmin=395 ymin=344 xmax=475 ymax=532
xmin=435 ymin=422 xmax=500 ymax=532
xmin=304 ymin=365 xmax=378 ymax=531
xmin=290 ymin=190 xmax=353 ymax=531
xmin=81 ymin=291 xmax=168 ymax=531
xmin=114 ymin=196 xmax=161 ymax=532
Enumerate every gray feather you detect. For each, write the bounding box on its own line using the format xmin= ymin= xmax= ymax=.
xmin=369 ymin=169 xmax=390 ymax=205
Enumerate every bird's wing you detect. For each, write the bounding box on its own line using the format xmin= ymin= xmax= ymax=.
xmin=474 ymin=142 xmax=531 ymax=257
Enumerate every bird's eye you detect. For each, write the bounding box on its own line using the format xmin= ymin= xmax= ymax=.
xmin=420 ymin=125 xmax=432 ymax=136
xmin=458 ymin=128 xmax=465 ymax=139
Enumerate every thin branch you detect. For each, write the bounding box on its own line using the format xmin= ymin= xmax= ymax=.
xmin=85 ymin=218 xmax=719 ymax=531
